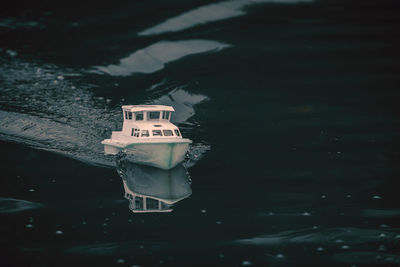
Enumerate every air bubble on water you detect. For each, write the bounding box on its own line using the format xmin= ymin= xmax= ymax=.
xmin=6 ymin=49 xmax=17 ymax=57
xmin=373 ymin=195 xmax=382 ymax=200
xmin=341 ymin=245 xmax=350 ymax=250
xmin=201 ymin=209 xmax=207 ymax=214
xmin=139 ymin=245 xmax=144 ymax=249
xmin=312 ymin=226 xmax=319 ymax=230
xmin=53 ymin=80 xmax=58 ymax=84
xmin=55 ymin=230 xmax=63 ymax=235
xmin=346 ymin=194 xmax=352 ymax=198
xmin=379 ymin=233 xmax=386 ymax=238
xmin=105 ymin=217 xmax=110 ymax=221
xmin=28 ymin=189 xmax=35 ymax=192
xmin=242 ymin=260 xmax=252 ymax=266
xmin=106 ymin=99 xmax=112 ymax=103
xmin=395 ymin=235 xmax=400 ymax=239
xmin=317 ymin=247 xmax=324 ymax=252
xmin=321 ymin=195 xmax=327 ymax=199
xmin=335 ymin=239 xmax=344 ymax=243
xmin=216 ymin=221 xmax=222 ymax=225
xmin=380 ymin=224 xmax=388 ymax=228
xmin=103 ymin=223 xmax=108 ymax=227
xmin=302 ymin=212 xmax=311 ymax=216
xmin=337 ymin=151 xmax=342 ymax=154
xmin=268 ymin=212 xmax=274 ymax=216
xmin=378 ymin=245 xmax=386 ymax=251
xmin=71 ymin=86 xmax=76 ymax=89
xmin=57 ymin=75 xmax=64 ymax=80
xmin=276 ymin=254 xmax=285 ymax=259
xmin=116 ymin=258 xmax=125 ymax=264
xmin=26 ymin=224 xmax=33 ymax=228
xmin=82 ymin=221 xmax=87 ymax=225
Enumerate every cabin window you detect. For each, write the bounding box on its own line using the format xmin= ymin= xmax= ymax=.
xmin=174 ymin=129 xmax=181 ymax=136
xmin=152 ymin=130 xmax=162 ymax=136
xmin=141 ymin=130 xmax=149 ymax=137
xmin=128 ymin=112 xmax=132 ymax=120
xmin=135 ymin=112 xmax=143 ymax=121
xmin=162 ymin=111 xmax=171 ymax=120
xmin=163 ymin=130 xmax=173 ymax=136
xmin=124 ymin=111 xmax=128 ymax=120
xmin=132 ymin=128 xmax=140 ymax=137
xmin=167 ymin=111 xmax=171 ymax=120
xmin=148 ymin=111 xmax=160 ymax=120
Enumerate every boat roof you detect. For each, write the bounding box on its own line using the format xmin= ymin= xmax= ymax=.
xmin=122 ymin=105 xmax=174 ymax=112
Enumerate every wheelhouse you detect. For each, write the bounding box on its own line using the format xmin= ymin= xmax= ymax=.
xmin=120 ymin=105 xmax=182 ymax=139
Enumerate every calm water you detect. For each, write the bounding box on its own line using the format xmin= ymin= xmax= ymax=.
xmin=1 ymin=0 xmax=400 ymax=266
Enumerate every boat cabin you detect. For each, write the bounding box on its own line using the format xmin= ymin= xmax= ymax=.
xmin=118 ymin=105 xmax=182 ymax=139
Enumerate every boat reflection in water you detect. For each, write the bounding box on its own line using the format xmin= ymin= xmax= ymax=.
xmin=116 ymin=156 xmax=192 ymax=213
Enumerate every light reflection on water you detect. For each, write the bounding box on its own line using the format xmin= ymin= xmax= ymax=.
xmin=93 ymin=40 xmax=231 ymax=76
xmin=138 ymin=0 xmax=313 ymax=36
xmin=0 ymin=197 xmax=43 ymax=213
xmin=116 ymin=156 xmax=192 ymax=213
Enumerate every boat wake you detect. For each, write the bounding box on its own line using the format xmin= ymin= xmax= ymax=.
xmin=0 ymin=57 xmax=209 ymax=168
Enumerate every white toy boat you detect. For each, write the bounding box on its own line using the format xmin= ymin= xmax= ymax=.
xmin=101 ymin=105 xmax=192 ymax=170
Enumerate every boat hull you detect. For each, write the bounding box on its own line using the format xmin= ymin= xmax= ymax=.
xmin=103 ymin=141 xmax=190 ymax=170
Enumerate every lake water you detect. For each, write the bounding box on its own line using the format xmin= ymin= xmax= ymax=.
xmin=1 ymin=0 xmax=400 ymax=266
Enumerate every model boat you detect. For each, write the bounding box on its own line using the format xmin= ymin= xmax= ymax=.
xmin=101 ymin=105 xmax=192 ymax=170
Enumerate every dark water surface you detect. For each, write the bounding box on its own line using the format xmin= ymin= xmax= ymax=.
xmin=1 ymin=0 xmax=400 ymax=266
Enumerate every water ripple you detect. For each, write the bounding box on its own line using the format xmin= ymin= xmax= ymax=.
xmin=0 ymin=197 xmax=43 ymax=213
xmin=138 ymin=0 xmax=313 ymax=36
xmin=93 ymin=40 xmax=231 ymax=76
